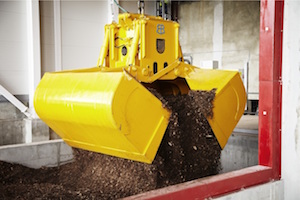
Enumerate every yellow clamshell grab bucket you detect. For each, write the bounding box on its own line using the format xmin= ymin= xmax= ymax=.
xmin=34 ymin=13 xmax=246 ymax=163
xmin=34 ymin=68 xmax=170 ymax=163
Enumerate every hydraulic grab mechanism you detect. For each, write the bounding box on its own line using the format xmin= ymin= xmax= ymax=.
xmin=34 ymin=13 xmax=246 ymax=163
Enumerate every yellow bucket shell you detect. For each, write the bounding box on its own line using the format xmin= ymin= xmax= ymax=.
xmin=185 ymin=67 xmax=247 ymax=149
xmin=34 ymin=68 xmax=170 ymax=163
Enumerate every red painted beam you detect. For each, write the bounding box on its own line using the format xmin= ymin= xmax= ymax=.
xmin=259 ymin=0 xmax=284 ymax=82
xmin=259 ymin=0 xmax=283 ymax=179
xmin=125 ymin=166 xmax=273 ymax=200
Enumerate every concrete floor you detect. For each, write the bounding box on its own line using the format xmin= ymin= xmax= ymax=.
xmin=235 ymin=114 xmax=259 ymax=131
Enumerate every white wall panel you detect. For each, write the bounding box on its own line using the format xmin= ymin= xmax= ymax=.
xmin=0 ymin=1 xmax=27 ymax=13
xmin=62 ymin=46 xmax=100 ymax=69
xmin=61 ymin=19 xmax=103 ymax=47
xmin=61 ymin=1 xmax=107 ymax=23
xmin=0 ymin=13 xmax=27 ymax=43
xmin=282 ymin=0 xmax=300 ymax=199
xmin=0 ymin=1 xmax=28 ymax=94
xmin=0 ymin=71 xmax=28 ymax=95
xmin=0 ymin=41 xmax=28 ymax=71
xmin=61 ymin=1 xmax=108 ymax=70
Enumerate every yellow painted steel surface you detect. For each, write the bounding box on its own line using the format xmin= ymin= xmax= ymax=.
xmin=34 ymin=68 xmax=170 ymax=163
xmin=185 ymin=68 xmax=246 ymax=148
xmin=34 ymin=13 xmax=246 ymax=163
xmin=99 ymin=13 xmax=184 ymax=83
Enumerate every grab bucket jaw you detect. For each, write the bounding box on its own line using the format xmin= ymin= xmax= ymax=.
xmin=34 ymin=68 xmax=170 ymax=163
xmin=185 ymin=67 xmax=247 ymax=149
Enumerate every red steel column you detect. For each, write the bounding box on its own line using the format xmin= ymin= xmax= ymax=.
xmin=259 ymin=0 xmax=284 ymax=179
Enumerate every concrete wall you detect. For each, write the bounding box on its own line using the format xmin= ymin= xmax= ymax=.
xmin=221 ymin=132 xmax=258 ymax=173
xmin=119 ymin=0 xmax=155 ymax=15
xmin=281 ymin=0 xmax=300 ymax=199
xmin=222 ymin=1 xmax=260 ymax=100
xmin=0 ymin=1 xmax=28 ymax=95
xmin=0 ymin=101 xmax=49 ymax=145
xmin=0 ymin=102 xmax=29 ymax=145
xmin=178 ymin=1 xmax=214 ymax=63
xmin=0 ymin=139 xmax=73 ymax=168
xmin=178 ymin=1 xmax=259 ymax=100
